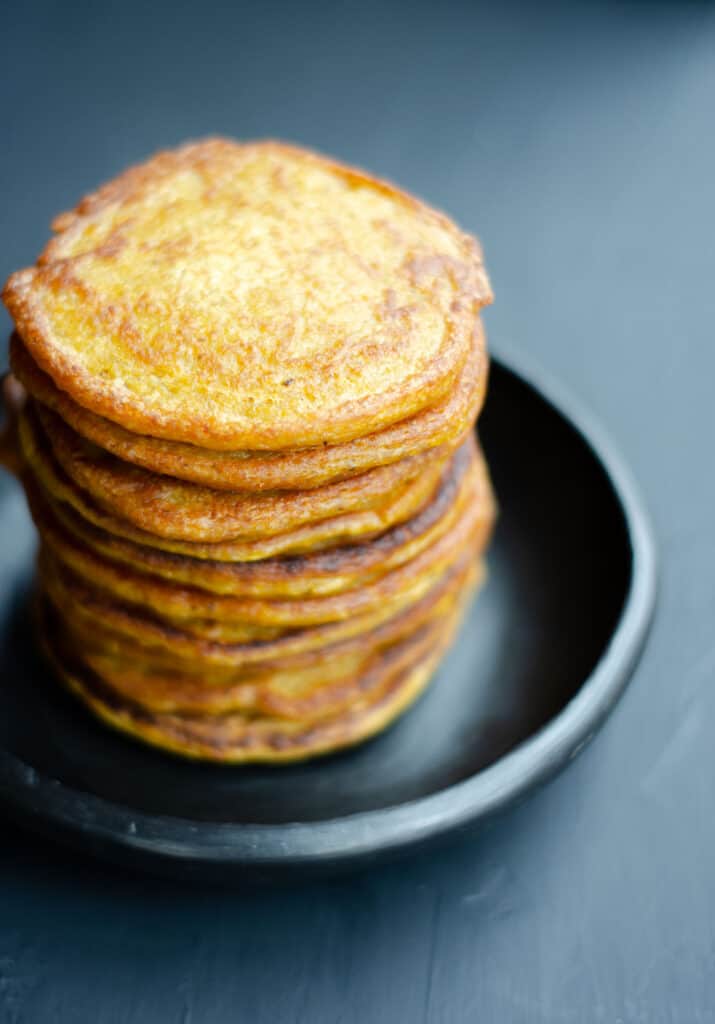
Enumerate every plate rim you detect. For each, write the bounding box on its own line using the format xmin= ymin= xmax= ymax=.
xmin=0 ymin=348 xmax=658 ymax=872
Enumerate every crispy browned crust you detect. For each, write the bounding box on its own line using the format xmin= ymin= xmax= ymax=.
xmin=18 ymin=406 xmax=448 ymax=560
xmin=11 ymin=327 xmax=488 ymax=491
xmin=52 ymin=561 xmax=479 ymax=719
xmin=40 ymin=538 xmax=485 ymax=670
xmin=33 ymin=401 xmax=456 ymax=543
xmin=25 ymin=438 xmax=484 ymax=598
xmin=37 ymin=574 xmax=472 ymax=763
xmin=33 ymin=464 xmax=493 ymax=627
xmin=3 ymin=139 xmax=492 ymax=451
xmin=41 ymin=557 xmax=477 ymax=721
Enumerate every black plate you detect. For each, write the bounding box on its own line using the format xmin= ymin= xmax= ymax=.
xmin=0 ymin=352 xmax=656 ymax=881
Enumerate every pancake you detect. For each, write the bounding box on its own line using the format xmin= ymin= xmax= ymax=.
xmin=55 ymin=612 xmax=447 ymax=720
xmin=59 ymin=563 xmax=480 ymax=717
xmin=19 ymin=406 xmax=449 ymax=560
xmin=38 ymin=580 xmax=469 ymax=763
xmin=34 ymin=466 xmax=491 ymax=628
xmin=40 ymin=504 xmax=491 ymax=647
xmin=11 ymin=327 xmax=487 ymax=491
xmin=32 ymin=401 xmax=455 ymax=543
xmin=44 ymin=561 xmax=476 ymax=720
xmin=26 ymin=439 xmax=484 ymax=599
xmin=40 ymin=544 xmax=486 ymax=672
xmin=3 ymin=139 xmax=492 ymax=451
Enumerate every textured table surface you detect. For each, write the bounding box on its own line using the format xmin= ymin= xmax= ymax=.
xmin=2 ymin=2 xmax=714 ymax=1021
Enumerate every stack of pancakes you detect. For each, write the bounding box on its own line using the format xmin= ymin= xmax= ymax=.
xmin=2 ymin=139 xmax=495 ymax=762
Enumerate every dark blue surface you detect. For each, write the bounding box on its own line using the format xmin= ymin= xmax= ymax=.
xmin=2 ymin=1 xmax=714 ymax=1020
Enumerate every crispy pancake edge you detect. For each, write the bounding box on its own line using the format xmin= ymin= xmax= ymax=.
xmin=44 ymin=565 xmax=475 ymax=720
xmin=25 ymin=439 xmax=481 ymax=598
xmin=41 ymin=541 xmax=487 ymax=670
xmin=34 ymin=466 xmax=492 ymax=627
xmin=11 ymin=326 xmax=488 ymax=491
xmin=38 ymin=578 xmax=471 ymax=762
xmin=34 ymin=401 xmax=456 ymax=542
xmin=18 ymin=406 xmax=449 ymax=559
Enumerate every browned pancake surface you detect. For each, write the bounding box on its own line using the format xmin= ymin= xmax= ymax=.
xmin=3 ymin=139 xmax=491 ymax=450
xmin=11 ymin=328 xmax=487 ymax=491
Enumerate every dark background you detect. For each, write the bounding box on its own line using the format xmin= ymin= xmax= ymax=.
xmin=1 ymin=1 xmax=714 ymax=1021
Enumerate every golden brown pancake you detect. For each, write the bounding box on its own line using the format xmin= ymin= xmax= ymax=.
xmin=25 ymin=439 xmax=485 ymax=599
xmin=11 ymin=328 xmax=488 ymax=491
xmin=3 ymin=139 xmax=492 ymax=451
xmin=40 ymin=545 xmax=485 ymax=672
xmin=32 ymin=401 xmax=456 ymax=543
xmin=34 ymin=465 xmax=491 ymax=628
xmin=42 ymin=560 xmax=476 ymax=721
xmin=59 ymin=614 xmax=446 ymax=721
xmin=38 ymin=577 xmax=471 ymax=762
xmin=65 ymin=567 xmax=478 ymax=720
xmin=19 ymin=406 xmax=450 ymax=560
xmin=40 ymin=504 xmax=491 ymax=648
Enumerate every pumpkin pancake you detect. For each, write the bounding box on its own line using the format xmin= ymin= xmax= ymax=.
xmin=3 ymin=139 xmax=492 ymax=451
xmin=39 ymin=508 xmax=490 ymax=647
xmin=58 ymin=614 xmax=447 ymax=721
xmin=38 ymin=580 xmax=470 ymax=763
xmin=45 ymin=561 xmax=476 ymax=720
xmin=26 ymin=439 xmax=485 ymax=599
xmin=33 ymin=401 xmax=455 ymax=543
xmin=19 ymin=406 xmax=449 ymax=560
xmin=34 ymin=469 xmax=491 ymax=628
xmin=40 ymin=544 xmax=486 ymax=672
xmin=64 ymin=563 xmax=479 ymax=718
xmin=11 ymin=327 xmax=487 ymax=491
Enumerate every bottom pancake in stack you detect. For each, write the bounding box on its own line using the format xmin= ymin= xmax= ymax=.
xmin=16 ymin=408 xmax=495 ymax=762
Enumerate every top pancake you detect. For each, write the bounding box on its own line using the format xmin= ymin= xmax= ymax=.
xmin=10 ymin=326 xmax=487 ymax=491
xmin=2 ymin=139 xmax=492 ymax=451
